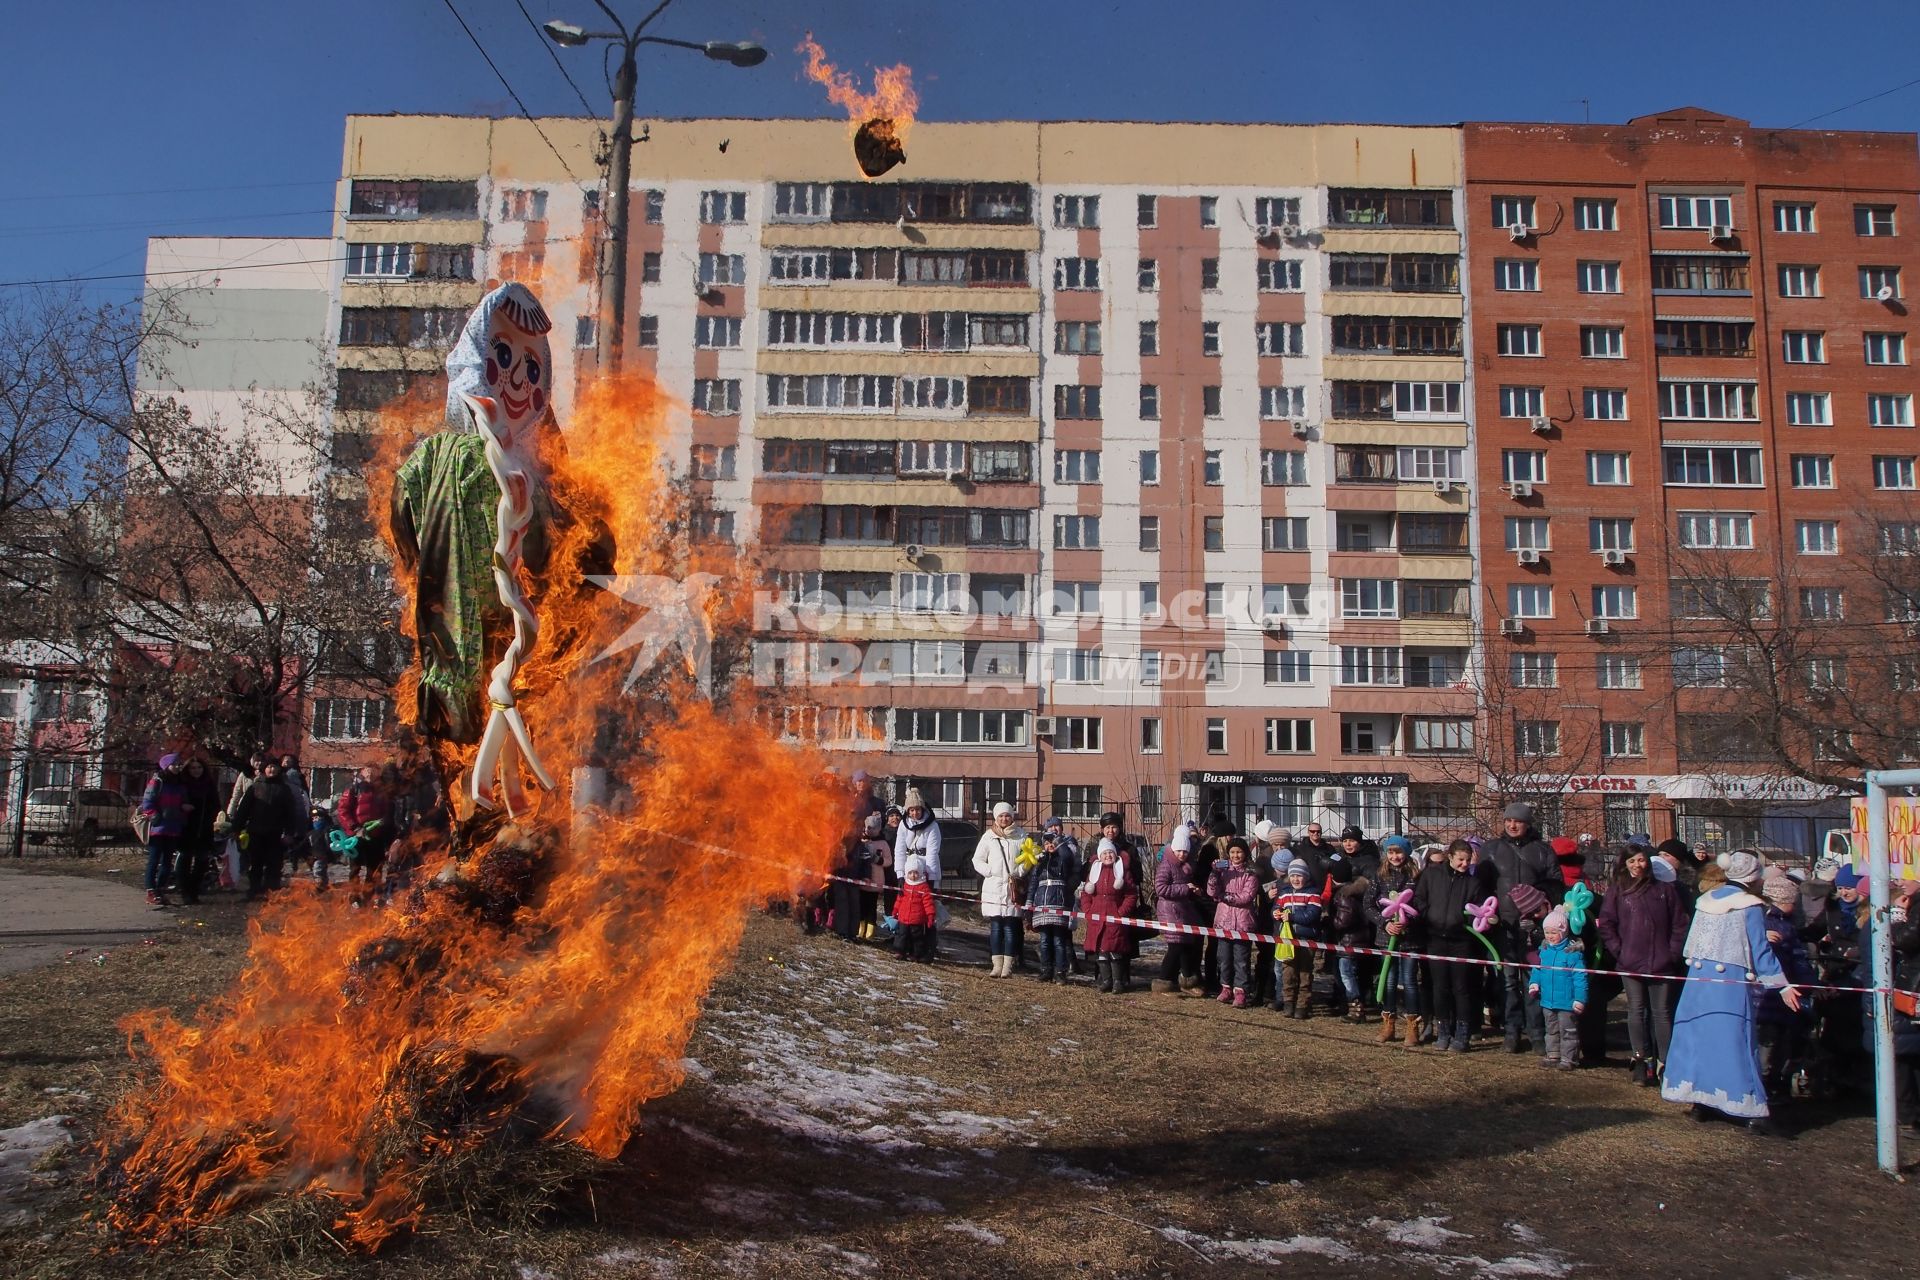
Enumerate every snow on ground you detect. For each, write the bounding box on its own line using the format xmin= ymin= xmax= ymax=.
xmin=1153 ymin=1217 xmax=1572 ymax=1276
xmin=0 ymin=1116 xmax=72 ymax=1227
xmin=943 ymin=1220 xmax=1005 ymax=1246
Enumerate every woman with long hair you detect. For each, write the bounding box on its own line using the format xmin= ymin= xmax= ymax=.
xmin=1597 ymin=841 xmax=1690 ymax=1085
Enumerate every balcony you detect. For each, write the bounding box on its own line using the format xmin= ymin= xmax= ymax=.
xmin=1327 ymin=189 xmax=1455 ymax=230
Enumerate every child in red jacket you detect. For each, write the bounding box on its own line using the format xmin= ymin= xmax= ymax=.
xmin=892 ymin=855 xmax=938 ymax=963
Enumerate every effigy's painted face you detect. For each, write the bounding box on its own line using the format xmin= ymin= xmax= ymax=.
xmin=484 ymin=311 xmax=549 ymax=441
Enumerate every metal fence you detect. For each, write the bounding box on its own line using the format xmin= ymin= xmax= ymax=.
xmin=4 ymin=752 xmax=189 ymax=856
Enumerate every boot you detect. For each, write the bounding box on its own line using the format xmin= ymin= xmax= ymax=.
xmin=1178 ymin=973 xmax=1202 ymax=993
xmin=1096 ymin=958 xmax=1114 ymax=993
xmin=1404 ymin=1016 xmax=1421 ymax=1049
xmin=1379 ymin=1014 xmax=1398 ymax=1044
xmin=1448 ymin=1020 xmax=1472 ymax=1053
xmin=1114 ymin=960 xmax=1132 ymax=993
xmin=988 ymin=954 xmax=1004 ymax=978
xmin=1231 ymin=989 xmax=1247 ymax=1008
xmin=1150 ymin=979 xmax=1178 ymax=995
xmin=1217 ymin=985 xmax=1234 ymax=1004
xmin=1629 ymin=1056 xmax=1648 ymax=1086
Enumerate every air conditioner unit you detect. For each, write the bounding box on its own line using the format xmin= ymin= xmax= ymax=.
xmin=1314 ymin=786 xmax=1347 ymax=807
xmin=1529 ymin=416 xmax=1552 ymax=435
xmin=1261 ymin=615 xmax=1289 ymax=636
xmin=1499 ymin=618 xmax=1527 ymax=637
xmin=1033 ymin=716 xmax=1056 ymax=738
xmin=1585 ymin=618 xmax=1611 ymax=637
xmin=1508 ymin=480 xmax=1535 ymax=499
xmin=1278 ymin=222 xmax=1303 ymax=241
xmin=1600 ymin=549 xmax=1627 ymax=566
xmin=1508 ymin=222 xmax=1533 ymax=242
xmin=1432 ymin=478 xmax=1456 ymax=494
xmin=902 ymin=543 xmax=925 ymax=562
xmin=1255 ymin=223 xmax=1275 ymax=239
xmin=1290 ymin=418 xmax=1312 ymax=438
xmin=1516 ymin=548 xmax=1542 ymax=565
xmin=1877 ymin=284 xmax=1898 ymax=302
xmin=1708 ymin=223 xmax=1735 ymax=243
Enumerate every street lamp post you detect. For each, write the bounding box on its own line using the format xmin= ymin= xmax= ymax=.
xmin=544 ymin=6 xmax=765 ymax=371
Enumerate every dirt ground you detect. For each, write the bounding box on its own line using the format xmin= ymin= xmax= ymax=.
xmin=0 ymin=845 xmax=1913 ymax=1278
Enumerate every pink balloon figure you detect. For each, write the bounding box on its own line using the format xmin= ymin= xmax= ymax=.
xmin=1379 ymin=888 xmax=1418 ymax=923
xmin=1464 ymin=895 xmax=1503 ymax=964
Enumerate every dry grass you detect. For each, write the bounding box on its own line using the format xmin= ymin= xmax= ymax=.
xmin=0 ymin=895 xmax=1913 ymax=1279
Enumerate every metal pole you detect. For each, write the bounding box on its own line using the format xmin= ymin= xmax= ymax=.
xmin=595 ymin=38 xmax=638 ymax=371
xmin=1863 ymin=768 xmax=1909 ymax=1177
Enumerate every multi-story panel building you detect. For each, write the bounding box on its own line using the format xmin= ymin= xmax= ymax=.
xmin=1463 ymin=108 xmax=1920 ymax=847
xmin=328 ymin=116 xmax=1471 ymax=835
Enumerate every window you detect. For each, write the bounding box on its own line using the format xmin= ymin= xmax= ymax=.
xmin=1677 ymin=511 xmax=1755 ymax=549
xmin=1137 ymin=194 xmax=1157 ymax=228
xmin=1674 ymin=647 xmax=1730 ymax=688
xmin=698 ymin=252 xmax=745 ymax=285
xmin=1139 ymin=651 xmax=1162 ymax=686
xmin=1263 ymin=517 xmax=1310 ymax=551
xmin=1778 ymin=264 xmax=1821 ymax=297
xmin=1574 ymin=325 xmax=1624 ymax=359
xmin=1253 ymin=196 xmax=1300 ymax=229
xmin=1407 ymin=718 xmax=1473 ymax=756
xmin=1256 ymin=259 xmax=1302 ymax=292
xmin=1659 ymin=194 xmax=1733 ymax=229
xmin=1593 ymin=585 xmax=1638 ymax=619
xmin=1587 ymin=451 xmax=1632 ymax=485
xmin=1870 ymin=393 xmax=1915 ymax=427
xmin=1138 ymin=516 xmax=1159 ymax=551
xmin=770 ymin=311 xmax=896 ymax=347
xmin=1394 ymin=381 xmax=1461 ymax=420
xmin=1205 ymin=718 xmax=1228 ymax=754
xmin=1663 ymin=445 xmax=1763 ymax=486
xmin=1514 ymin=720 xmax=1563 ymax=757
xmin=1596 ymin=655 xmax=1642 ymax=690
xmin=1775 ymin=202 xmax=1816 ymax=233
xmin=312 ymin=697 xmax=387 ymax=741
xmin=1053 ymin=581 xmax=1101 ymax=614
xmin=1200 ymin=258 xmax=1221 ymax=290
xmin=1055 ymin=321 xmax=1101 ymax=355
xmin=1603 ymin=723 xmax=1646 ymax=759
xmin=1197 ymin=449 xmax=1223 ymax=486
xmin=896 ymin=572 xmax=965 ymax=615
xmin=1338 ymin=645 xmax=1403 ymax=687
xmin=347 ymin=178 xmax=478 ymax=219
xmin=1260 ymin=385 xmax=1306 ymax=419
xmin=1584 ymin=388 xmax=1628 ymax=420
xmin=1504 ymin=450 xmax=1547 ymax=484
xmin=1511 ymin=652 xmax=1558 ymax=689
xmin=1260 ymin=450 xmax=1307 ymax=486
xmin=1500 ymin=386 xmax=1544 ymax=418
xmin=1054 ymin=257 xmax=1100 ymax=290
xmin=766 ymin=373 xmax=894 ymax=411
xmin=1797 ymin=520 xmax=1839 ymax=554
xmin=1654 ymin=319 xmax=1751 ymax=356
xmin=1256 ymin=321 xmax=1304 ymax=356
xmin=1199 ymin=196 xmax=1218 ymax=227
xmin=1492 ymin=195 xmax=1536 ymax=229
xmin=694 ymin=315 xmax=742 ymax=348
xmin=1053 ymin=514 xmax=1100 ymax=549
xmin=893 ymin=709 xmax=1028 ymax=747
xmin=1203 ymin=516 xmax=1224 ymax=552
xmin=899 ymin=376 xmax=967 ymax=410
xmin=1782 ymin=330 xmax=1826 ymax=363
xmin=1495 ymin=259 xmax=1539 ymax=291
xmin=1051 ymin=785 xmax=1102 ymax=820
xmin=1505 ymin=517 xmax=1551 ymax=551
xmin=1140 ymin=718 xmax=1163 ymax=753
xmin=1340 ymin=717 xmax=1395 ymax=756
xmin=699 ymin=190 xmax=747 ymax=224
xmin=498 ymin=187 xmax=548 ymax=221
xmin=1856 ymin=204 xmax=1897 ymax=237
xmin=1578 ymin=261 xmax=1621 ymax=293
xmin=1138 ymin=258 xmax=1158 ymax=291
xmin=969 ymin=442 xmax=1030 ymax=481
xmin=1201 ymin=321 xmax=1221 ymax=356
xmin=1498 ymin=324 xmax=1542 ymax=357
xmin=897 ymin=440 xmax=967 ymax=476
xmin=1139 ymin=384 xmax=1159 ymax=418
xmin=692 ymin=379 xmax=741 ymax=415
xmin=1589 ymin=518 xmax=1634 ymax=552
xmin=1054 ymin=384 xmax=1102 ymax=419
xmin=344 ymin=242 xmax=413 ymax=278
xmin=689 ymin=444 xmax=736 ymax=481
xmin=1053 ymin=648 xmax=1104 ymax=683
xmin=1575 ymin=198 xmax=1617 ymax=231
xmin=1508 ymin=584 xmax=1553 ymax=619
xmin=1673 ymin=578 xmax=1771 ymax=620
xmin=641 ymin=189 xmax=664 ymax=223
xmin=1660 ymin=381 xmax=1758 ymax=421
xmin=1139 ymin=449 xmax=1160 ymax=485
xmin=1874 ymin=455 xmax=1916 ymax=489
xmin=1341 ymin=578 xmax=1398 ymax=619
xmin=1138 ymin=321 xmax=1159 ymax=355
xmin=1053 ymin=194 xmax=1100 ymax=228
xmin=1865 ymin=332 xmax=1908 ymax=365
xmin=1263 ymin=583 xmax=1311 ymax=618
xmin=773 ymin=182 xmax=829 ymax=221
xmin=1265 ymin=718 xmax=1313 ymax=754
xmin=1139 ymin=581 xmax=1159 ymax=616
xmin=1265 ymin=651 xmax=1311 ymax=685
xmin=1800 ymin=587 xmax=1847 ymax=621
xmin=1787 ymin=392 xmax=1832 ymax=426
xmin=1791 ymin=454 xmax=1835 ymax=488
xmin=1203 ymin=385 xmax=1222 ymax=417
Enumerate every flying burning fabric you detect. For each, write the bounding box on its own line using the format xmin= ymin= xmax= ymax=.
xmin=798 ymin=34 xmax=918 ymax=177
xmin=97 ymin=284 xmax=848 ymax=1249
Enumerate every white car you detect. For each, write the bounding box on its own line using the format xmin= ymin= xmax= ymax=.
xmin=22 ymin=787 xmax=135 ymax=846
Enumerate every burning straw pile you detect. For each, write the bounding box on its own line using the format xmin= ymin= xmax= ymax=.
xmin=94 ymin=370 xmax=848 ymax=1253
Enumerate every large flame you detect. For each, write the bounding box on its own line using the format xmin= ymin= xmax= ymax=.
xmin=797 ymin=34 xmax=918 ymax=177
xmin=97 ymin=370 xmax=848 ymax=1249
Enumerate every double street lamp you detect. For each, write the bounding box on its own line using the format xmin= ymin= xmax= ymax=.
xmin=544 ymin=5 xmax=766 ymax=370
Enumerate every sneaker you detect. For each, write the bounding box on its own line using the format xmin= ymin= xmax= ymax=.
xmin=1537 ymin=1057 xmax=1559 ymax=1069
xmin=1556 ymin=1062 xmax=1578 ymax=1073
xmin=145 ymin=889 xmax=158 ymax=905
xmin=1231 ymin=989 xmax=1247 ymax=1008
xmin=1217 ymin=987 xmax=1233 ymax=1004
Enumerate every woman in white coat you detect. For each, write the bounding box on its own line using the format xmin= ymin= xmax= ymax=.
xmin=893 ymin=787 xmax=943 ymax=885
xmin=973 ymin=801 xmax=1030 ymax=977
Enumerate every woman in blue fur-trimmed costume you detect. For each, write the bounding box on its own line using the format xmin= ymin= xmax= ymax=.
xmin=1661 ymin=850 xmax=1805 ymax=1133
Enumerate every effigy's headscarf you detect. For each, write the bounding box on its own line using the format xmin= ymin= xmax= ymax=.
xmin=445 ymin=282 xmax=553 ymax=436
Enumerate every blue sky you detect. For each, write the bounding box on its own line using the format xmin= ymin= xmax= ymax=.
xmin=7 ymin=0 xmax=1920 ymax=301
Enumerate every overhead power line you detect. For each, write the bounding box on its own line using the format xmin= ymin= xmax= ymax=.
xmin=436 ymin=0 xmax=587 ymax=185
xmin=1787 ymin=74 xmax=1920 ymax=129
xmin=512 ymin=0 xmax=599 ymax=117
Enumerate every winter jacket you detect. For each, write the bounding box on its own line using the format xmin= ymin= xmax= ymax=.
xmin=1343 ymin=840 xmax=1382 ymax=884
xmin=336 ymin=780 xmax=393 ymax=837
xmin=893 ymin=879 xmax=936 ymax=928
xmin=1027 ymin=846 xmax=1079 ymax=930
xmin=1412 ymin=862 xmax=1478 ymax=941
xmin=139 ymin=773 xmax=194 ymax=839
xmin=1330 ymin=876 xmax=1375 ymax=947
xmin=1759 ymin=905 xmax=1818 ymax=1027
xmin=1529 ymin=940 xmax=1589 ymax=1011
xmin=1206 ymin=863 xmax=1260 ymax=934
xmin=182 ymin=770 xmax=220 ymax=849
xmin=1596 ymin=877 xmax=1690 ymax=974
xmin=1081 ymin=862 xmax=1138 ymax=954
xmin=971 ymin=826 xmax=1029 ymax=919
xmin=1479 ymin=827 xmax=1561 ymax=924
xmin=1268 ymin=885 xmax=1325 ymax=941
xmin=894 ymin=814 xmax=943 ymax=885
xmin=1289 ymin=838 xmax=1339 ymax=883
xmin=1885 ymin=912 xmax=1920 ymax=1057
xmin=1366 ymin=863 xmax=1421 ymax=948
xmin=230 ymin=774 xmax=303 ymax=848
xmin=1154 ymin=849 xmax=1209 ymax=940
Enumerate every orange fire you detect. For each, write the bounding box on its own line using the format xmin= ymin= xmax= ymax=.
xmin=97 ymin=369 xmax=850 ymax=1249
xmin=797 ymin=34 xmax=918 ymax=177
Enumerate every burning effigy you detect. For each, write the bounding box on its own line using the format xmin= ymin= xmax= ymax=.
xmin=94 ymin=284 xmax=849 ymax=1251
xmin=799 ymin=35 xmax=918 ymax=177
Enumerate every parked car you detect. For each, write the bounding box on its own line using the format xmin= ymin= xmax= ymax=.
xmin=22 ymin=787 xmax=134 ymax=846
xmin=936 ymin=819 xmax=982 ymax=881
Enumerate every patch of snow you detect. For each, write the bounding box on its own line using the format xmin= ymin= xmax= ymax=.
xmin=812 ymin=1187 xmax=885 ymax=1209
xmin=1163 ymin=1226 xmax=1361 ymax=1264
xmin=1508 ymin=1223 xmax=1545 ymax=1245
xmin=927 ymin=1111 xmax=1025 ymax=1141
xmin=516 ymin=1266 xmax=555 ymax=1280
xmin=1369 ymin=1215 xmax=1471 ymax=1248
xmin=1037 ymin=1156 xmax=1107 ymax=1185
xmin=0 ymin=1116 xmax=73 ymax=1228
xmin=811 ymin=1244 xmax=876 ymax=1274
xmin=676 ymin=1057 xmax=712 ymax=1081
xmin=1477 ymin=1252 xmax=1573 ymax=1277
xmin=944 ymin=1220 xmax=1006 ymax=1245
xmin=590 ymin=1245 xmax=667 ymax=1270
xmin=699 ymin=1186 xmax=793 ymax=1222
xmin=894 ymin=1193 xmax=947 ymax=1212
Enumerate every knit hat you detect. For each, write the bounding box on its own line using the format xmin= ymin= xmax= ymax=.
xmin=158 ymin=752 xmax=181 ymax=770
xmin=1656 ymin=838 xmax=1691 ymax=860
xmin=1383 ymin=835 xmax=1412 ymax=853
xmin=1340 ymin=825 xmax=1364 ymax=842
xmin=1043 ymin=815 xmax=1064 ymax=832
xmin=1509 ymin=883 xmax=1550 ymax=919
xmin=992 ymin=800 xmax=1015 ymax=820
xmin=1834 ymin=865 xmax=1862 ymax=890
xmin=1168 ymin=826 xmax=1192 ymax=855
xmin=1252 ymin=819 xmax=1276 ymax=845
xmin=1626 ymin=833 xmax=1654 ymax=851
xmin=1762 ymin=877 xmax=1799 ymax=911
xmin=1722 ymin=850 xmax=1763 ymax=888
xmin=862 ymin=813 xmax=883 ymax=837
xmin=1502 ymin=801 xmax=1535 ymax=824
xmin=1542 ymin=908 xmax=1569 ymax=935
xmin=904 ymin=855 xmax=928 ymax=882
xmin=903 ymin=787 xmax=927 ymax=812
xmin=1287 ymin=858 xmax=1309 ymax=878
xmin=1812 ymin=854 xmax=1843 ymax=882
xmin=1328 ymin=859 xmax=1355 ymax=884
xmin=1550 ymin=837 xmax=1579 ymax=857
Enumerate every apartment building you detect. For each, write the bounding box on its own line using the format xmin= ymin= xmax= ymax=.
xmin=328 ymin=116 xmax=1474 ymax=834
xmin=1463 ymin=108 xmax=1920 ymax=847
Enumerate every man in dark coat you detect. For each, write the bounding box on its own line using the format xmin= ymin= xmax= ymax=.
xmin=1478 ymin=801 xmax=1561 ymax=1052
xmin=1290 ymin=821 xmax=1339 ymax=883
xmin=230 ymin=758 xmax=304 ymax=900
